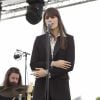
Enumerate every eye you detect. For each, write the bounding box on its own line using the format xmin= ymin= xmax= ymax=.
xmin=51 ymin=16 xmax=56 ymax=18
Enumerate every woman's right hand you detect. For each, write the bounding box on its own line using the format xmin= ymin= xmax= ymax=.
xmin=51 ymin=60 xmax=71 ymax=70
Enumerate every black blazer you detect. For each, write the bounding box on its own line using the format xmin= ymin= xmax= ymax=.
xmin=30 ymin=33 xmax=75 ymax=100
xmin=30 ymin=33 xmax=75 ymax=79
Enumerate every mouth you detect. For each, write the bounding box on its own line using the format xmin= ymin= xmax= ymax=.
xmin=50 ymin=23 xmax=54 ymax=27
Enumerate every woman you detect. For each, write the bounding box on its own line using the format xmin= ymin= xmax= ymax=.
xmin=3 ymin=67 xmax=22 ymax=88
xmin=30 ymin=7 xmax=75 ymax=100
xmin=0 ymin=67 xmax=23 ymax=100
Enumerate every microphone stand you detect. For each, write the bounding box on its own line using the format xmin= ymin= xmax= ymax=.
xmin=45 ymin=24 xmax=51 ymax=100
xmin=16 ymin=49 xmax=30 ymax=86
xmin=24 ymin=52 xmax=28 ymax=86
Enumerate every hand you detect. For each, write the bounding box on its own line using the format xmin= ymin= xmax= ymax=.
xmin=32 ymin=68 xmax=48 ymax=78
xmin=51 ymin=60 xmax=71 ymax=69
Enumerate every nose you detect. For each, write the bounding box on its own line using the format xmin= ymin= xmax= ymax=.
xmin=47 ymin=21 xmax=52 ymax=26
xmin=13 ymin=78 xmax=18 ymax=83
xmin=47 ymin=18 xmax=52 ymax=25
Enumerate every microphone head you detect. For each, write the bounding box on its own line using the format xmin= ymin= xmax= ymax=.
xmin=47 ymin=22 xmax=51 ymax=28
xmin=46 ymin=22 xmax=52 ymax=33
xmin=14 ymin=52 xmax=22 ymax=60
xmin=14 ymin=54 xmax=20 ymax=59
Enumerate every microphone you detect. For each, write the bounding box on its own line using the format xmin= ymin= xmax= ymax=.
xmin=14 ymin=54 xmax=21 ymax=59
xmin=47 ymin=22 xmax=51 ymax=33
xmin=14 ymin=50 xmax=22 ymax=60
xmin=26 ymin=0 xmax=44 ymax=25
xmin=14 ymin=49 xmax=30 ymax=60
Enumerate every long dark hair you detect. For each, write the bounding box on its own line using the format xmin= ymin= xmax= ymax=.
xmin=3 ymin=67 xmax=22 ymax=88
xmin=43 ymin=7 xmax=68 ymax=49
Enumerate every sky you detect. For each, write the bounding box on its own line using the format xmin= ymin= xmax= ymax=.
xmin=0 ymin=0 xmax=100 ymax=100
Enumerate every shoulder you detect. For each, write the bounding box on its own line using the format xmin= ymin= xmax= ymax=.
xmin=34 ymin=34 xmax=46 ymax=44
xmin=36 ymin=34 xmax=46 ymax=38
xmin=35 ymin=34 xmax=46 ymax=41
xmin=66 ymin=33 xmax=74 ymax=38
xmin=65 ymin=33 xmax=74 ymax=41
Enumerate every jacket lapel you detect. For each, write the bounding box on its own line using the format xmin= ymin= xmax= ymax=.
xmin=53 ymin=37 xmax=60 ymax=58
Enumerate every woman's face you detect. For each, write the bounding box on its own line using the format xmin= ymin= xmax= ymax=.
xmin=45 ymin=16 xmax=59 ymax=30
xmin=9 ymin=73 xmax=19 ymax=86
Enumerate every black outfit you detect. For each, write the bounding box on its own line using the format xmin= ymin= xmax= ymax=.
xmin=30 ymin=33 xmax=75 ymax=100
xmin=0 ymin=95 xmax=26 ymax=100
xmin=0 ymin=86 xmax=27 ymax=100
xmin=0 ymin=95 xmax=11 ymax=100
xmin=0 ymin=88 xmax=26 ymax=100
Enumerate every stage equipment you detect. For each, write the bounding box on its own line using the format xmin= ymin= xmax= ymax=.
xmin=0 ymin=0 xmax=97 ymax=21
xmin=26 ymin=0 xmax=44 ymax=25
xmin=14 ymin=50 xmax=22 ymax=60
xmin=45 ymin=21 xmax=51 ymax=100
xmin=14 ymin=49 xmax=30 ymax=86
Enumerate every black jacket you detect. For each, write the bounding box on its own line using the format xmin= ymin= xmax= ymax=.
xmin=30 ymin=33 xmax=75 ymax=100
xmin=30 ymin=33 xmax=75 ymax=79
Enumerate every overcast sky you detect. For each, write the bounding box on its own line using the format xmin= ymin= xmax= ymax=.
xmin=0 ymin=0 xmax=100 ymax=100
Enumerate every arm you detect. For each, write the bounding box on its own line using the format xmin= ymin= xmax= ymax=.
xmin=30 ymin=36 xmax=47 ymax=71
xmin=49 ymin=36 xmax=75 ymax=77
xmin=30 ymin=35 xmax=75 ymax=78
xmin=65 ymin=36 xmax=75 ymax=72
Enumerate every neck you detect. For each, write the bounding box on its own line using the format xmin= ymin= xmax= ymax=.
xmin=51 ymin=28 xmax=59 ymax=38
